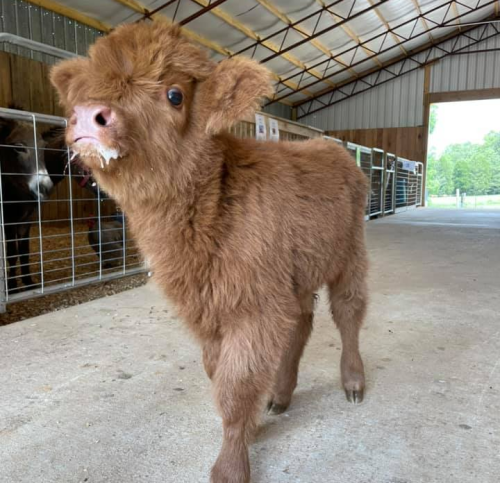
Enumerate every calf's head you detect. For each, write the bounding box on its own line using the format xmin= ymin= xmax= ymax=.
xmin=50 ymin=21 xmax=273 ymax=184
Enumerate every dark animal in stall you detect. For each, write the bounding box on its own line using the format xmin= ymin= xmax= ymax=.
xmin=0 ymin=111 xmax=54 ymax=292
xmin=51 ymin=21 xmax=369 ymax=483
xmin=0 ymin=118 xmax=106 ymax=293
xmin=87 ymin=215 xmax=124 ymax=268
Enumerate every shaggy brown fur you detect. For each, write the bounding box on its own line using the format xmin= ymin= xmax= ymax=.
xmin=50 ymin=21 xmax=369 ymax=483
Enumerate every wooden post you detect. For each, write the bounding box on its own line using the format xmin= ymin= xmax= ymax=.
xmin=381 ymin=151 xmax=387 ymax=217
xmin=421 ymin=64 xmax=432 ymax=207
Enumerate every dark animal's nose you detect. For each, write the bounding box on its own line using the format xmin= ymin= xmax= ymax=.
xmin=70 ymin=105 xmax=115 ymax=143
xmin=38 ymin=183 xmax=52 ymax=199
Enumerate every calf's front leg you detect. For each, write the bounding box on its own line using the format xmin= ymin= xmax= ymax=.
xmin=210 ymin=325 xmax=283 ymax=483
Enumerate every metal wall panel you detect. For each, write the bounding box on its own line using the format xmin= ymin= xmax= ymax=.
xmin=299 ymin=30 xmax=500 ymax=131
xmin=430 ymin=34 xmax=500 ymax=93
xmin=262 ymin=101 xmax=292 ymax=120
xmin=0 ymin=0 xmax=103 ymax=64
xmin=299 ymin=68 xmax=425 ymax=131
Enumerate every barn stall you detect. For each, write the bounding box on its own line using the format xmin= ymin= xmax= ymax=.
xmin=0 ymin=2 xmax=498 ymax=483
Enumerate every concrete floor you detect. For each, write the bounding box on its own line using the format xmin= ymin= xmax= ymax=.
xmin=1 ymin=208 xmax=499 ymax=483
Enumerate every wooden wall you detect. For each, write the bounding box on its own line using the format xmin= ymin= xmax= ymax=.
xmin=0 ymin=51 xmax=63 ymax=115
xmin=327 ymin=126 xmax=427 ymax=162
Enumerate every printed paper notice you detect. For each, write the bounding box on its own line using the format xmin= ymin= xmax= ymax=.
xmin=255 ymin=113 xmax=267 ymax=141
xmin=269 ymin=118 xmax=280 ymax=142
xmin=401 ymin=160 xmax=416 ymax=173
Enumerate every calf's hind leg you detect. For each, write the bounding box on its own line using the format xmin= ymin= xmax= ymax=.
xmin=328 ymin=260 xmax=368 ymax=404
xmin=267 ymin=292 xmax=314 ymax=415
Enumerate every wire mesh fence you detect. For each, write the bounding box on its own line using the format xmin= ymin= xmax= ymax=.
xmin=0 ymin=107 xmax=143 ymax=312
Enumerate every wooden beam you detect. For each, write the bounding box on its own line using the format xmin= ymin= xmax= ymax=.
xmin=189 ymin=0 xmax=335 ymax=88
xmin=317 ymin=0 xmax=383 ymax=68
xmin=421 ymin=64 xmax=432 ymax=207
xmin=452 ymin=1 xmax=461 ymax=31
xmin=409 ymin=0 xmax=435 ymax=43
xmin=25 ymin=0 xmax=111 ymax=32
xmin=110 ymin=0 xmax=149 ymax=15
xmin=367 ymin=0 xmax=408 ymax=56
xmin=255 ymin=0 xmax=360 ymax=82
xmin=428 ymin=88 xmax=500 ymax=104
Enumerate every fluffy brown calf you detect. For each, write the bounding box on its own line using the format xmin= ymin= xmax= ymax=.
xmin=51 ymin=21 xmax=369 ymax=483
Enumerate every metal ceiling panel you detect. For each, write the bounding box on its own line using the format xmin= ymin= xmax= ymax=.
xmin=1 ymin=0 xmax=498 ymax=110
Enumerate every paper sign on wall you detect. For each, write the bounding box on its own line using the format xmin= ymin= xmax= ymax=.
xmin=255 ymin=113 xmax=267 ymax=141
xmin=269 ymin=118 xmax=280 ymax=141
xmin=402 ymin=160 xmax=416 ymax=173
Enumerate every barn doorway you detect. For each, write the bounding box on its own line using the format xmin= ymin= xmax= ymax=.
xmin=426 ymin=98 xmax=500 ymax=209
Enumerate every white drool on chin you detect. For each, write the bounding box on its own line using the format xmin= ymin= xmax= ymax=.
xmin=99 ymin=146 xmax=120 ymax=168
xmin=72 ymin=143 xmax=121 ymax=169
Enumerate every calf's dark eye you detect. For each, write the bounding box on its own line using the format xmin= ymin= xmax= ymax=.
xmin=167 ymin=88 xmax=183 ymax=107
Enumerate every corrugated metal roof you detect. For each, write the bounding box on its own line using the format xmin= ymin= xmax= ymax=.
xmin=2 ymin=0 xmax=499 ymax=109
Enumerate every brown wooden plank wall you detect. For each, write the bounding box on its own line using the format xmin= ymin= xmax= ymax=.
xmin=328 ymin=127 xmax=427 ymax=162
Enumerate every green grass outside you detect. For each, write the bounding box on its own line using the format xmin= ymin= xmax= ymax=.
xmin=427 ymin=194 xmax=500 ymax=209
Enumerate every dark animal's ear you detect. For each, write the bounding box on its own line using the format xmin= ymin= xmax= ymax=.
xmin=0 ymin=117 xmax=15 ymax=140
xmin=50 ymin=58 xmax=86 ymax=106
xmin=196 ymin=56 xmax=274 ymax=134
xmin=42 ymin=126 xmax=65 ymax=147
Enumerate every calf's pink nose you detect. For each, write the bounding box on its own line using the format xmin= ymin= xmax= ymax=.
xmin=70 ymin=105 xmax=115 ymax=142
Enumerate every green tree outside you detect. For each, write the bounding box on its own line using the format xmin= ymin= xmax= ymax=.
xmin=427 ymin=109 xmax=500 ymax=197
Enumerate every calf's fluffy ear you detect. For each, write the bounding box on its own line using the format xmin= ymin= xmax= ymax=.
xmin=50 ymin=58 xmax=86 ymax=106
xmin=198 ymin=56 xmax=274 ymax=134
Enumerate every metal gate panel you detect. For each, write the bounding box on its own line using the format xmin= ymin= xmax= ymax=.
xmin=384 ymin=153 xmax=396 ymax=214
xmin=370 ymin=148 xmax=384 ymax=218
xmin=396 ymin=157 xmax=420 ymax=213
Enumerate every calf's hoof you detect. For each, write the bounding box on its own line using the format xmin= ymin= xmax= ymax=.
xmin=211 ymin=461 xmax=250 ymax=483
xmin=341 ymin=360 xmax=365 ymax=404
xmin=266 ymin=400 xmax=289 ymax=415
xmin=345 ymin=388 xmax=364 ymax=404
xmin=211 ymin=448 xmax=250 ymax=483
